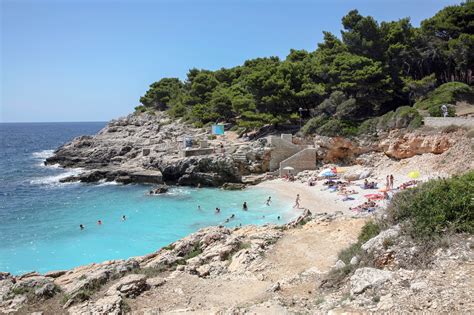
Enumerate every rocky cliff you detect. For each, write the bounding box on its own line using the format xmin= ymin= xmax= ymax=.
xmin=45 ymin=113 xmax=268 ymax=186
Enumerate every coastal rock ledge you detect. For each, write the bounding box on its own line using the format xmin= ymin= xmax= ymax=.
xmin=45 ymin=113 xmax=262 ymax=186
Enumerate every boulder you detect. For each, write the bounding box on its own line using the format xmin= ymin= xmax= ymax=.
xmin=106 ymin=274 xmax=148 ymax=298
xmin=361 ymin=227 xmax=400 ymax=254
xmin=146 ymin=277 xmax=166 ymax=288
xmin=334 ymin=260 xmax=346 ymax=270
xmin=150 ymin=184 xmax=169 ymax=194
xmin=68 ymin=294 xmax=123 ymax=315
xmin=350 ymin=267 xmax=393 ymax=294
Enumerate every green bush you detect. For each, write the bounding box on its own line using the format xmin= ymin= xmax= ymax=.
xmin=386 ymin=171 xmax=474 ymax=238
xmin=301 ymin=116 xmax=328 ymax=135
xmin=316 ymin=119 xmax=358 ymax=137
xmin=358 ymin=106 xmax=423 ymax=135
xmin=414 ymin=82 xmax=473 ymax=115
xmin=134 ymin=105 xmax=147 ymax=113
xmin=428 ymin=105 xmax=456 ymax=117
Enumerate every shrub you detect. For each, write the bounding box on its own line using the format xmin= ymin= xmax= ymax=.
xmin=134 ymin=105 xmax=147 ymax=113
xmin=358 ymin=106 xmax=423 ymax=135
xmin=386 ymin=171 xmax=474 ymax=238
xmin=301 ymin=116 xmax=328 ymax=135
xmin=414 ymin=82 xmax=473 ymax=115
xmin=428 ymin=105 xmax=456 ymax=117
xmin=316 ymin=119 xmax=358 ymax=137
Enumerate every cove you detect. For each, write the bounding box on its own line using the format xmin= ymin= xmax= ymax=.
xmin=0 ymin=182 xmax=295 ymax=275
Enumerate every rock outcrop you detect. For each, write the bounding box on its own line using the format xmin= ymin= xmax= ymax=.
xmin=45 ymin=113 xmax=265 ymax=186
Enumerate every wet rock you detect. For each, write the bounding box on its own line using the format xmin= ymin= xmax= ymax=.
xmin=149 ymin=184 xmax=169 ymax=194
xmin=222 ymin=183 xmax=246 ymax=190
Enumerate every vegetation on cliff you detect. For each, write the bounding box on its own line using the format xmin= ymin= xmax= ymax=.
xmin=138 ymin=2 xmax=473 ymax=134
xmin=386 ymin=170 xmax=474 ymax=238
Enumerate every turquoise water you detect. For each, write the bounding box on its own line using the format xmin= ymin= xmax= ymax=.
xmin=0 ymin=123 xmax=295 ymax=274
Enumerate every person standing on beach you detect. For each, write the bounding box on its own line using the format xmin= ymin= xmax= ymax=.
xmin=266 ymin=196 xmax=272 ymax=206
xmin=386 ymin=175 xmax=390 ymax=189
xmin=389 ymin=175 xmax=394 ymax=190
xmin=294 ymin=194 xmax=301 ymax=208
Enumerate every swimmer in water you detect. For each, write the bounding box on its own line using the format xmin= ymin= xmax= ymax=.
xmin=230 ymin=214 xmax=235 ymax=219
xmin=79 ymin=224 xmax=84 ymax=230
xmin=122 ymin=215 xmax=126 ymax=221
xmin=266 ymin=196 xmax=272 ymax=206
xmin=198 ymin=205 xmax=202 ymax=211
xmin=97 ymin=220 xmax=102 ymax=225
xmin=277 ymin=216 xmax=281 ymax=220
xmin=242 ymin=202 xmax=248 ymax=211
xmin=225 ymin=218 xmax=230 ymax=223
xmin=215 ymin=207 xmax=221 ymax=213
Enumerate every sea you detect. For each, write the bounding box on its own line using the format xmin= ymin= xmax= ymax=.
xmin=0 ymin=122 xmax=295 ymax=275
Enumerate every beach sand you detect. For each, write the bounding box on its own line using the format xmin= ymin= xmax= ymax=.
xmin=257 ymin=178 xmax=376 ymax=215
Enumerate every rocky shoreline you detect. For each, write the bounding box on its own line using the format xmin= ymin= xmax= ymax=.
xmin=1 ymin=208 xmax=472 ymax=314
xmin=44 ymin=112 xmax=465 ymax=188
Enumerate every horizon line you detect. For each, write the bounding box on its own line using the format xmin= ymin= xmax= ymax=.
xmin=0 ymin=120 xmax=108 ymax=124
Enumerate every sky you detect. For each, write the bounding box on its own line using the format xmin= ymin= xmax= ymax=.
xmin=1 ymin=0 xmax=461 ymax=122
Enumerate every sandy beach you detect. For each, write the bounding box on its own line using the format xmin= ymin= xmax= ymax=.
xmin=257 ymin=178 xmax=378 ymax=215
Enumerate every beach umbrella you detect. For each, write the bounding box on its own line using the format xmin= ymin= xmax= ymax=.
xmin=319 ymin=168 xmax=334 ymax=177
xmin=408 ymin=171 xmax=420 ymax=179
xmin=283 ymin=166 xmax=295 ymax=170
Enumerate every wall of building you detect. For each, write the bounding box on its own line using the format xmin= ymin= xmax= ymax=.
xmin=279 ymin=148 xmax=317 ymax=177
xmin=268 ymin=135 xmax=304 ymax=171
xmin=423 ymin=117 xmax=474 ymax=129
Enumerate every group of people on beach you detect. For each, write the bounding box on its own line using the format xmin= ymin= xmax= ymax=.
xmin=79 ymin=215 xmax=126 ymax=230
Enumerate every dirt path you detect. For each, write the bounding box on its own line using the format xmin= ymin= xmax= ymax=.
xmin=129 ymin=217 xmax=366 ymax=313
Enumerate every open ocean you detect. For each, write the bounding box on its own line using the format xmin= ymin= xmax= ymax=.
xmin=0 ymin=122 xmax=295 ymax=275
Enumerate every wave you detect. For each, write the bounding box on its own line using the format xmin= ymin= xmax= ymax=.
xmin=32 ymin=150 xmax=54 ymax=160
xmin=29 ymin=168 xmax=83 ymax=187
xmin=97 ymin=179 xmax=120 ymax=186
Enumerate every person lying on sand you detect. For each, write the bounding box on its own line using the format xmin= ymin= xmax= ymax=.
xmin=350 ymin=201 xmax=378 ymax=212
xmin=398 ymin=180 xmax=419 ymax=190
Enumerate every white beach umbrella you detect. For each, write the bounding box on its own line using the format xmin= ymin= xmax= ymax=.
xmin=283 ymin=166 xmax=295 ymax=170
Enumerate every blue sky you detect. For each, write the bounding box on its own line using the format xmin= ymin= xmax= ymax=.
xmin=1 ymin=0 xmax=460 ymax=122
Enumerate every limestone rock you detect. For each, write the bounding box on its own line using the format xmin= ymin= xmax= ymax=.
xmin=350 ymin=267 xmax=393 ymax=294
xmin=106 ymin=274 xmax=147 ymax=298
xmin=361 ymin=226 xmax=400 ymax=254
xmin=68 ymin=294 xmax=123 ymax=315
xmin=334 ymin=260 xmax=346 ymax=270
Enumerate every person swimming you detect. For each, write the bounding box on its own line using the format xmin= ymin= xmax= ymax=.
xmin=242 ymin=202 xmax=248 ymax=211
xmin=230 ymin=214 xmax=235 ymax=219
xmin=198 ymin=205 xmax=202 ymax=211
xmin=266 ymin=196 xmax=272 ymax=206
xmin=215 ymin=207 xmax=221 ymax=213
xmin=122 ymin=215 xmax=126 ymax=221
xmin=97 ymin=220 xmax=102 ymax=225
xmin=277 ymin=216 xmax=281 ymax=220
xmin=79 ymin=224 xmax=84 ymax=230
xmin=224 ymin=218 xmax=230 ymax=223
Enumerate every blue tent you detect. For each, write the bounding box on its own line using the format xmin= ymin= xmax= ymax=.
xmin=212 ymin=124 xmax=225 ymax=135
